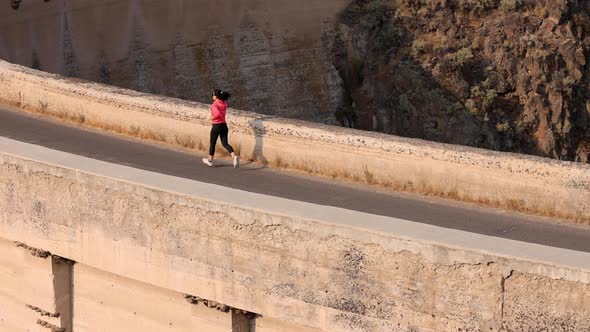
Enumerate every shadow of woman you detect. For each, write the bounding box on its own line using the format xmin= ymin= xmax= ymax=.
xmin=246 ymin=116 xmax=272 ymax=170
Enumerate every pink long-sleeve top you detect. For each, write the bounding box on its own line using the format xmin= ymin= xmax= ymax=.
xmin=210 ymin=99 xmax=228 ymax=124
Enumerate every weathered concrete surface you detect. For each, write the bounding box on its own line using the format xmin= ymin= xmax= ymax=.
xmin=73 ymin=264 xmax=238 ymax=332
xmin=0 ymin=238 xmax=71 ymax=332
xmin=503 ymin=272 xmax=590 ymax=331
xmin=0 ymin=60 xmax=588 ymax=223
xmin=0 ymin=137 xmax=589 ymax=331
xmin=0 ymin=0 xmax=347 ymax=121
xmin=73 ymin=263 xmax=319 ymax=331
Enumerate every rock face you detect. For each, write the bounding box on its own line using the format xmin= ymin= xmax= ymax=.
xmin=0 ymin=0 xmax=349 ymax=122
xmin=329 ymin=0 xmax=590 ymax=162
xmin=1 ymin=0 xmax=589 ymax=162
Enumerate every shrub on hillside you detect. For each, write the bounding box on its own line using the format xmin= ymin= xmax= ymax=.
xmin=499 ymin=0 xmax=522 ymax=11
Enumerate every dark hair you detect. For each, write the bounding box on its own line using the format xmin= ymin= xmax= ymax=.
xmin=213 ymin=89 xmax=231 ymax=101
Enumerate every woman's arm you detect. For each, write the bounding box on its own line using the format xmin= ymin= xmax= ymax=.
xmin=210 ymin=103 xmax=215 ymax=122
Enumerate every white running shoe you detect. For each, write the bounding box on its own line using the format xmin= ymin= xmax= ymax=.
xmin=202 ymin=158 xmax=213 ymax=167
xmin=233 ymin=156 xmax=240 ymax=168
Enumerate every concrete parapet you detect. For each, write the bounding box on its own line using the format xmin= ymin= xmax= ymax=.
xmin=0 ymin=137 xmax=589 ymax=331
xmin=0 ymin=60 xmax=588 ymax=222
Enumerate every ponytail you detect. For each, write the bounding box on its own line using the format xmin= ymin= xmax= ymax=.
xmin=213 ymin=89 xmax=231 ymax=101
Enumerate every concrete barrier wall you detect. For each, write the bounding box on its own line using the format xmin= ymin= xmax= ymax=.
xmin=0 ymin=61 xmax=588 ymax=222
xmin=0 ymin=137 xmax=589 ymax=331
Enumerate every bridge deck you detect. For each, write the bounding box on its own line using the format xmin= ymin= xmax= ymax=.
xmin=1 ymin=106 xmax=589 ymax=252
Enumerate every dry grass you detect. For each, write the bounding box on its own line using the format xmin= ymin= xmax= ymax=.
xmin=214 ymin=142 xmax=242 ymax=158
xmin=270 ymin=155 xmax=289 ymax=168
xmin=4 ymin=98 xmax=588 ymax=225
xmin=175 ymin=134 xmax=197 ymax=149
xmin=3 ymin=98 xmax=172 ymax=146
xmin=282 ymin=159 xmax=589 ymax=224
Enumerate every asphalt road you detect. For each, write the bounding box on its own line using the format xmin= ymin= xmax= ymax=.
xmin=2 ymin=107 xmax=590 ymax=252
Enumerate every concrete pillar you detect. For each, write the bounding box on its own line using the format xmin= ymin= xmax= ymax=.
xmin=231 ymin=310 xmax=251 ymax=332
xmin=51 ymin=256 xmax=74 ymax=332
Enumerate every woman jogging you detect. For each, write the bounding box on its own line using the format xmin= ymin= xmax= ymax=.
xmin=202 ymin=89 xmax=240 ymax=168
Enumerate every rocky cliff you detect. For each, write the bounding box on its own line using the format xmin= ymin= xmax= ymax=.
xmin=1 ymin=0 xmax=589 ymax=162
xmin=329 ymin=0 xmax=590 ymax=162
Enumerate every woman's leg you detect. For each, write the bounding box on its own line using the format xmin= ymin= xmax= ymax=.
xmin=220 ymin=124 xmax=239 ymax=168
xmin=208 ymin=125 xmax=221 ymax=160
xmin=219 ymin=124 xmax=235 ymax=155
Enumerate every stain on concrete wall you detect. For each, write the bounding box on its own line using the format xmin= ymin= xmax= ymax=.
xmin=128 ymin=15 xmax=159 ymax=94
xmin=62 ymin=14 xmax=79 ymax=77
xmin=170 ymin=33 xmax=202 ymax=101
xmin=31 ymin=49 xmax=41 ymax=70
xmin=96 ymin=49 xmax=112 ymax=84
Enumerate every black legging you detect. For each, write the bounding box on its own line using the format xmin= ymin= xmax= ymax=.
xmin=209 ymin=123 xmax=234 ymax=156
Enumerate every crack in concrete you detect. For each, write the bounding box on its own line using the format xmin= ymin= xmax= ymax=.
xmin=500 ymin=269 xmax=514 ymax=328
